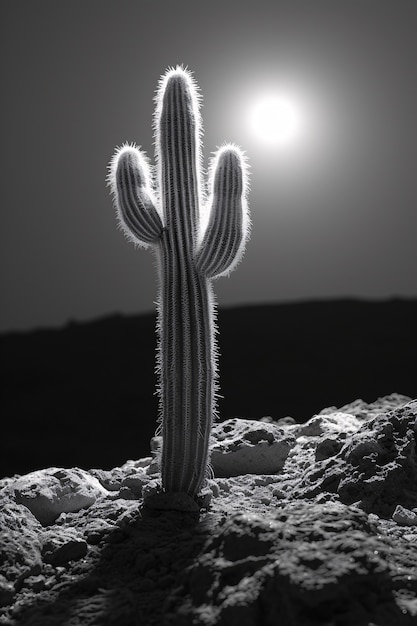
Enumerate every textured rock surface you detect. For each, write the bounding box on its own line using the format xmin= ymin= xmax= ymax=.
xmin=211 ymin=418 xmax=296 ymax=477
xmin=0 ymin=498 xmax=43 ymax=593
xmin=0 ymin=394 xmax=416 ymax=625
xmin=9 ymin=467 xmax=109 ymax=526
xmin=164 ymin=503 xmax=410 ymax=626
xmin=293 ymin=399 xmax=417 ymax=517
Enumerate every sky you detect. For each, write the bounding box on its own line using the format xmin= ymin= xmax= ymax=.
xmin=1 ymin=0 xmax=416 ymax=333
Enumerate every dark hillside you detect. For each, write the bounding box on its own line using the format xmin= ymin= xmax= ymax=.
xmin=1 ymin=299 xmax=416 ymax=478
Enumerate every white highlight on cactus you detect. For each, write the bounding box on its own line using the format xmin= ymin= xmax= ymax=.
xmin=249 ymin=94 xmax=301 ymax=146
xmin=107 ymin=143 xmax=161 ymax=249
xmin=199 ymin=143 xmax=251 ymax=275
xmin=153 ymin=65 xmax=205 ymax=218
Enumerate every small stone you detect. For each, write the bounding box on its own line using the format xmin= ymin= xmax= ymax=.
xmin=150 ymin=436 xmax=162 ymax=452
xmin=259 ymin=416 xmax=274 ymax=423
xmin=392 ymin=505 xmax=417 ymax=527
xmin=315 ymin=435 xmax=344 ymax=461
xmin=88 ymin=468 xmax=124 ymax=491
xmin=41 ymin=529 xmax=88 ymax=566
xmin=23 ymin=574 xmax=45 ymax=592
xmin=117 ymin=486 xmax=139 ymax=500
xmin=84 ymin=519 xmax=114 ymax=545
xmin=121 ymin=473 xmax=149 ymax=497
xmin=276 ymin=416 xmax=297 ymax=426
xmin=55 ymin=566 xmax=66 ymax=578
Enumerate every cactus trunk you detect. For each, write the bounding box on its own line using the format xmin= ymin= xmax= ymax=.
xmin=155 ymin=72 xmax=214 ymax=495
xmin=158 ymin=239 xmax=215 ymax=494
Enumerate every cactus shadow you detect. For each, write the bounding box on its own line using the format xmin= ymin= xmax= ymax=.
xmin=13 ymin=505 xmax=212 ymax=625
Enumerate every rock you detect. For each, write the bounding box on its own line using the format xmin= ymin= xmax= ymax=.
xmin=22 ymin=574 xmax=46 ymax=592
xmin=10 ymin=467 xmax=109 ymax=525
xmin=120 ymin=472 xmax=150 ymax=497
xmin=298 ymin=411 xmax=360 ymax=437
xmin=83 ymin=518 xmax=116 ymax=545
xmin=392 ymin=505 xmax=417 ymax=527
xmin=315 ymin=434 xmax=344 ymax=460
xmin=337 ymin=400 xmax=417 ymax=515
xmin=276 ymin=416 xmax=297 ymax=426
xmin=164 ymin=502 xmax=405 ymax=626
xmin=88 ymin=467 xmax=126 ymax=491
xmin=40 ymin=528 xmax=88 ymax=566
xmin=210 ymin=418 xmax=296 ymax=477
xmin=295 ymin=400 xmax=417 ymax=517
xmin=0 ymin=496 xmax=43 ymax=587
xmin=318 ymin=393 xmax=413 ymax=421
xmin=89 ymin=458 xmax=153 ymax=492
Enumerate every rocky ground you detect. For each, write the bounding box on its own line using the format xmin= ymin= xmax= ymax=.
xmin=1 ymin=393 xmax=416 ymax=625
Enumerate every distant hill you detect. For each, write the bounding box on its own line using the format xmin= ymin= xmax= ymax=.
xmin=1 ymin=299 xmax=416 ymax=478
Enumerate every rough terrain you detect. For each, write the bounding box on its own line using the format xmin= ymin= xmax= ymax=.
xmin=1 ymin=394 xmax=416 ymax=625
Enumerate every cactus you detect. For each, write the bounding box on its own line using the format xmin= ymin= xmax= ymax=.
xmin=108 ymin=66 xmax=250 ymax=507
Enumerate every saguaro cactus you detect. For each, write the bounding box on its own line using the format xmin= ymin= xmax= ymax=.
xmin=108 ymin=66 xmax=250 ymax=507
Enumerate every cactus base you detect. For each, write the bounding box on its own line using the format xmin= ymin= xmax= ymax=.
xmin=143 ymin=482 xmax=212 ymax=513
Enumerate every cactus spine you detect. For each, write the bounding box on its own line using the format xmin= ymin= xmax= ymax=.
xmin=109 ymin=66 xmax=250 ymax=503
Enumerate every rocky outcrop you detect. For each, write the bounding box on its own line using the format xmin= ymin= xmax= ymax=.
xmin=0 ymin=394 xmax=416 ymax=625
xmin=293 ymin=399 xmax=417 ymax=517
xmin=164 ymin=502 xmax=413 ymax=626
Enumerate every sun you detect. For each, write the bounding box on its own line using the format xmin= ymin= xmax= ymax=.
xmin=249 ymin=94 xmax=301 ymax=146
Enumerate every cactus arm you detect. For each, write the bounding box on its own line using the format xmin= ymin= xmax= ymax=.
xmin=158 ymin=249 xmax=215 ymax=495
xmin=196 ymin=145 xmax=250 ymax=278
xmin=111 ymin=145 xmax=163 ymax=247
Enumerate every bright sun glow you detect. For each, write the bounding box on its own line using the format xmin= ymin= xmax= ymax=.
xmin=250 ymin=95 xmax=301 ymax=146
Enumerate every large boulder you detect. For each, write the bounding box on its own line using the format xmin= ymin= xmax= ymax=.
xmin=9 ymin=467 xmax=109 ymax=526
xmin=294 ymin=400 xmax=417 ymax=517
xmin=211 ymin=418 xmax=296 ymax=477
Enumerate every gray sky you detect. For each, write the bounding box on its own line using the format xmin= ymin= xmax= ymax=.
xmin=1 ymin=0 xmax=416 ymax=332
